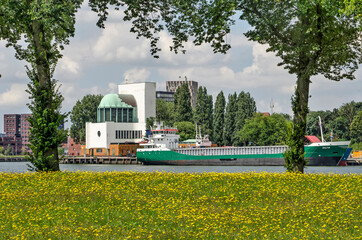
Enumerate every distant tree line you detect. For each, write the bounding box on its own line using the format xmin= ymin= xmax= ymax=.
xmin=155 ymin=83 xmax=259 ymax=145
xmin=306 ymin=101 xmax=362 ymax=150
xmin=70 ymin=90 xmax=361 ymax=150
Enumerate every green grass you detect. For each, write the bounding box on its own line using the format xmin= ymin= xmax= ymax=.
xmin=0 ymin=171 xmax=361 ymax=239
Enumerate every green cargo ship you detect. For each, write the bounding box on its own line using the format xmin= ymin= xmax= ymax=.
xmin=137 ymin=129 xmax=350 ymax=166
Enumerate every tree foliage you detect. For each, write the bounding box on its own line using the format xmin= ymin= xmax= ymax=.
xmin=306 ymin=110 xmax=334 ymax=138
xmin=174 ymin=121 xmax=195 ymax=142
xmin=306 ymin=101 xmax=362 ymax=142
xmin=213 ymin=91 xmax=226 ymax=147
xmin=0 ymin=0 xmax=82 ymax=171
xmin=2 ymin=0 xmax=361 ymax=172
xmin=156 ymin=99 xmax=175 ymax=127
xmin=87 ymin=0 xmax=235 ymax=57
xmin=338 ymin=101 xmax=360 ymax=127
xmin=174 ymin=83 xmax=193 ymax=122
xmin=236 ymin=0 xmax=361 ymax=173
xmin=238 ymin=113 xmax=291 ymax=146
xmin=234 ymin=91 xmax=257 ymax=145
xmin=4 ymin=144 xmax=12 ymax=156
xmin=194 ymin=86 xmax=213 ymax=139
xmin=350 ymin=110 xmax=362 ymax=144
xmin=26 ymin=77 xmax=68 ymax=171
xmin=223 ymin=93 xmax=237 ymax=146
xmin=70 ymin=94 xmax=103 ymax=144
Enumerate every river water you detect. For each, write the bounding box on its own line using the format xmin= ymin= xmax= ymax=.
xmin=0 ymin=162 xmax=361 ymax=174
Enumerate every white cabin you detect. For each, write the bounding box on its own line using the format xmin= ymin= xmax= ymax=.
xmin=140 ymin=129 xmax=180 ymax=149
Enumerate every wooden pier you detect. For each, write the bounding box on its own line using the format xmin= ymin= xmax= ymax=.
xmin=346 ymin=158 xmax=362 ymax=165
xmin=60 ymin=156 xmax=140 ymax=165
xmin=0 ymin=157 xmax=27 ymax=162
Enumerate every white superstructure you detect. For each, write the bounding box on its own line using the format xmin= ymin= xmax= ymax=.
xmin=86 ymin=82 xmax=156 ymax=149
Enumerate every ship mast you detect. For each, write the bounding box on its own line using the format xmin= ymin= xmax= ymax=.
xmin=318 ymin=116 xmax=325 ymax=142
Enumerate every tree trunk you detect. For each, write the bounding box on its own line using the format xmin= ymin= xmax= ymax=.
xmin=30 ymin=20 xmax=60 ymax=171
xmin=291 ymin=71 xmax=311 ymax=173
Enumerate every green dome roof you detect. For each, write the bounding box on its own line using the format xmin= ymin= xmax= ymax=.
xmin=98 ymin=94 xmax=132 ymax=108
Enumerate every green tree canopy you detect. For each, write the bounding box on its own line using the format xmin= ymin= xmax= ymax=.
xmin=0 ymin=0 xmax=82 ymax=171
xmin=223 ymin=93 xmax=237 ymax=146
xmin=194 ymin=86 xmax=213 ymax=138
xmin=156 ymin=99 xmax=175 ymax=127
xmin=70 ymin=94 xmax=103 ymax=144
xmin=326 ymin=117 xmax=349 ymax=141
xmin=234 ymin=91 xmax=257 ymax=145
xmin=337 ymin=101 xmax=361 ymax=127
xmin=213 ymin=91 xmax=226 ymax=147
xmin=174 ymin=83 xmax=193 ymax=122
xmin=238 ymin=113 xmax=292 ymax=146
xmin=350 ymin=110 xmax=362 ymax=144
xmin=174 ymin=121 xmax=195 ymax=142
xmin=306 ymin=110 xmax=334 ymax=139
xmin=235 ymin=0 xmax=361 ymax=172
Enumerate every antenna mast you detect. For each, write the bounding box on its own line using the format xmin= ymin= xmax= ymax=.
xmin=270 ymin=99 xmax=274 ymax=115
xmin=318 ymin=116 xmax=325 ymax=142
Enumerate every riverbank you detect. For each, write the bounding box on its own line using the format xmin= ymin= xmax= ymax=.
xmin=0 ymin=171 xmax=360 ymax=239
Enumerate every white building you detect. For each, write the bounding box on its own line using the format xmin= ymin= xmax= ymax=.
xmin=86 ymin=82 xmax=156 ymax=150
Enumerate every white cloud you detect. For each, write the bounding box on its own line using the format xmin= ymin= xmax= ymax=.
xmin=58 ymin=56 xmax=81 ymax=75
xmin=123 ymin=68 xmax=151 ymax=83
xmin=92 ymin=23 xmax=149 ymax=62
xmin=0 ymin=84 xmax=29 ymax=108
xmin=107 ymin=82 xmax=118 ymax=93
xmin=1 ymin=5 xmax=361 ymax=129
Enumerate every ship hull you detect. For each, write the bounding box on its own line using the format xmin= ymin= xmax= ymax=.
xmin=137 ymin=143 xmax=349 ymax=166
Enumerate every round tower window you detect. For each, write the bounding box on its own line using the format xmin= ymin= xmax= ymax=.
xmin=97 ymin=131 xmax=101 ymax=137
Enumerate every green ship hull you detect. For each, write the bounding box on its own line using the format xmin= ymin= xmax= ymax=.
xmin=137 ymin=142 xmax=350 ymax=166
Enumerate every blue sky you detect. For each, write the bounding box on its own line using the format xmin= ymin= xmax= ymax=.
xmin=0 ymin=3 xmax=361 ymax=130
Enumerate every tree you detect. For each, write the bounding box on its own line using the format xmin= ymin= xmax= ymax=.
xmin=205 ymin=94 xmax=214 ymax=140
xmin=235 ymin=0 xmax=361 ymax=173
xmin=338 ymin=101 xmax=360 ymax=128
xmin=343 ymin=0 xmax=362 ymax=18
xmin=194 ymin=86 xmax=213 ymax=138
xmin=3 ymin=1 xmax=360 ymax=172
xmin=306 ymin=110 xmax=334 ymax=139
xmin=326 ymin=117 xmax=349 ymax=141
xmin=70 ymin=94 xmax=103 ymax=144
xmin=0 ymin=0 xmax=197 ymax=171
xmin=4 ymin=144 xmax=12 ymax=155
xmin=21 ymin=147 xmax=27 ymax=155
xmin=174 ymin=121 xmax=195 ymax=142
xmin=0 ymin=0 xmax=82 ymax=171
xmin=350 ymin=110 xmax=362 ymax=144
xmin=234 ymin=91 xmax=257 ymax=146
xmin=174 ymin=83 xmax=193 ymax=122
xmin=238 ymin=113 xmax=291 ymax=146
xmin=91 ymin=0 xmax=360 ymax=172
xmin=223 ymin=93 xmax=237 ymax=146
xmin=0 ymin=147 xmax=4 ymax=155
xmin=195 ymin=87 xmax=207 ymax=125
xmin=213 ymin=91 xmax=226 ymax=146
xmin=155 ymin=99 xmax=176 ymax=127
xmin=146 ymin=117 xmax=155 ymax=130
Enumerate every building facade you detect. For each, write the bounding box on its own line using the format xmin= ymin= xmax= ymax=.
xmin=85 ymin=82 xmax=156 ymax=155
xmin=156 ymin=91 xmax=175 ymax=102
xmin=166 ymin=77 xmax=198 ymax=107
xmin=2 ymin=114 xmax=32 ymax=154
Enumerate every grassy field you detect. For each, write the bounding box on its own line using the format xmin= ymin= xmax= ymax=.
xmin=0 ymin=171 xmax=361 ymax=239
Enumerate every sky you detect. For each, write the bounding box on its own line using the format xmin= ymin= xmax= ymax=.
xmin=0 ymin=2 xmax=361 ymax=131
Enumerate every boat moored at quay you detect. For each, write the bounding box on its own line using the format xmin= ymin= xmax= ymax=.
xmin=136 ymin=129 xmax=351 ymax=166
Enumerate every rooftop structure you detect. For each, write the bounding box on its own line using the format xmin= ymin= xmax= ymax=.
xmin=86 ymin=82 xmax=156 ymax=152
xmin=166 ymin=77 xmax=198 ymax=107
